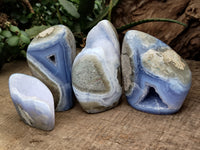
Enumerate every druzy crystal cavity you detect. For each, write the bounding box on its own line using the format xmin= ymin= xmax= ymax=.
xmin=9 ymin=73 xmax=55 ymax=131
xmin=27 ymin=25 xmax=76 ymax=111
xmin=121 ymin=30 xmax=192 ymax=114
xmin=72 ymin=20 xmax=122 ymax=113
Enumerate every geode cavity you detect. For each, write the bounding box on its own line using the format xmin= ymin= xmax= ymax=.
xmin=27 ymin=25 xmax=76 ymax=111
xmin=121 ymin=30 xmax=192 ymax=114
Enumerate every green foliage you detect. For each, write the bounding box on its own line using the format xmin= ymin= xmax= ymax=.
xmin=6 ymin=36 xmax=20 ymax=47
xmin=29 ymin=0 xmax=80 ymax=30
xmin=2 ymin=0 xmax=115 ymax=34
xmin=81 ymin=0 xmax=118 ymax=31
xmin=0 ymin=0 xmax=187 ymax=70
xmin=0 ymin=24 xmax=31 ymax=68
xmin=32 ymin=1 xmax=60 ymax=26
xmin=10 ymin=25 xmax=20 ymax=33
xmin=1 ymin=30 xmax=12 ymax=38
xmin=29 ymin=0 xmax=111 ymax=33
xmin=20 ymin=34 xmax=31 ymax=44
xmin=58 ymin=0 xmax=80 ymax=18
xmin=9 ymin=4 xmax=32 ymax=27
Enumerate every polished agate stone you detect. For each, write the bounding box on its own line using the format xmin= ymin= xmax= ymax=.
xmin=9 ymin=73 xmax=55 ymax=131
xmin=27 ymin=25 xmax=76 ymax=111
xmin=121 ymin=30 xmax=192 ymax=114
xmin=72 ymin=20 xmax=122 ymax=113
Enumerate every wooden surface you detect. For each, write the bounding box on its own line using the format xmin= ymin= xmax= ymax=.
xmin=0 ymin=60 xmax=199 ymax=150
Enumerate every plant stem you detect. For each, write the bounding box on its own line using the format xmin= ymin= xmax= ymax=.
xmin=56 ymin=6 xmax=63 ymax=24
xmin=85 ymin=0 xmax=119 ymax=30
xmin=21 ymin=0 xmax=34 ymax=13
xmin=108 ymin=0 xmax=113 ymax=21
xmin=117 ymin=18 xmax=188 ymax=32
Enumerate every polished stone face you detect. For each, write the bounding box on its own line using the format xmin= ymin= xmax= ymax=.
xmin=121 ymin=30 xmax=192 ymax=114
xmin=9 ymin=73 xmax=55 ymax=131
xmin=27 ymin=25 xmax=76 ymax=111
xmin=72 ymin=20 xmax=122 ymax=113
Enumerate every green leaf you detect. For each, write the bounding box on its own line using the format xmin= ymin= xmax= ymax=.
xmin=84 ymin=0 xmax=119 ymax=30
xmin=1 ymin=30 xmax=12 ymax=38
xmin=0 ymin=35 xmax=4 ymax=40
xmin=20 ymin=34 xmax=30 ymax=44
xmin=0 ymin=48 xmax=5 ymax=70
xmin=10 ymin=25 xmax=20 ymax=34
xmin=27 ymin=13 xmax=34 ymax=19
xmin=21 ymin=31 xmax=29 ymax=37
xmin=36 ymin=3 xmax=41 ymax=7
xmin=41 ymin=0 xmax=51 ymax=5
xmin=70 ymin=0 xmax=80 ymax=5
xmin=48 ymin=18 xmax=59 ymax=25
xmin=6 ymin=36 xmax=19 ymax=47
xmin=0 ymin=28 xmax=2 ymax=33
xmin=25 ymin=25 xmax=50 ymax=39
xmin=58 ymin=0 xmax=80 ymax=18
xmin=20 ymin=50 xmax=26 ymax=58
xmin=46 ymin=10 xmax=52 ymax=15
xmin=50 ymin=5 xmax=56 ymax=11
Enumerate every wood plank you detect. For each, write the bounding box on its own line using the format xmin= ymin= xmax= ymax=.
xmin=0 ymin=60 xmax=199 ymax=150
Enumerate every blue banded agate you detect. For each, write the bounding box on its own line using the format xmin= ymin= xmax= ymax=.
xmin=121 ymin=30 xmax=192 ymax=114
xmin=72 ymin=20 xmax=122 ymax=113
xmin=27 ymin=25 xmax=76 ymax=111
xmin=9 ymin=73 xmax=55 ymax=131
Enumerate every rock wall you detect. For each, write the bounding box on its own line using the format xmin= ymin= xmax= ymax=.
xmin=112 ymin=0 xmax=200 ymax=60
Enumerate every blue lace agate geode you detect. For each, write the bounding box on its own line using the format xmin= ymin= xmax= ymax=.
xmin=72 ymin=20 xmax=122 ymax=113
xmin=27 ymin=25 xmax=76 ymax=111
xmin=9 ymin=73 xmax=55 ymax=131
xmin=121 ymin=30 xmax=192 ymax=114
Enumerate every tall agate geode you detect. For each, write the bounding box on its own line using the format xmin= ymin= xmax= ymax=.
xmin=72 ymin=20 xmax=122 ymax=113
xmin=27 ymin=25 xmax=76 ymax=111
xmin=9 ymin=73 xmax=55 ymax=131
xmin=121 ymin=30 xmax=192 ymax=114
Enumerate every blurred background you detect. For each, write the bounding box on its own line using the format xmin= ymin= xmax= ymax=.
xmin=112 ymin=0 xmax=200 ymax=61
xmin=0 ymin=0 xmax=199 ymax=70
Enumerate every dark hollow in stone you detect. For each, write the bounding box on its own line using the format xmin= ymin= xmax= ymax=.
xmin=139 ymin=87 xmax=168 ymax=109
xmin=48 ymin=55 xmax=56 ymax=65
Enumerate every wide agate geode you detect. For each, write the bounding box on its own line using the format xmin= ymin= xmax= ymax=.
xmin=27 ymin=25 xmax=76 ymax=111
xmin=121 ymin=30 xmax=192 ymax=114
xmin=72 ymin=20 xmax=122 ymax=113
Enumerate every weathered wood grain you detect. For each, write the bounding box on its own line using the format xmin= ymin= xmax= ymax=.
xmin=112 ymin=0 xmax=200 ymax=60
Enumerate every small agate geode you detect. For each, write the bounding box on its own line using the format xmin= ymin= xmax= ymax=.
xmin=27 ymin=25 xmax=76 ymax=111
xmin=72 ymin=20 xmax=122 ymax=113
xmin=121 ymin=30 xmax=192 ymax=114
xmin=9 ymin=73 xmax=55 ymax=131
